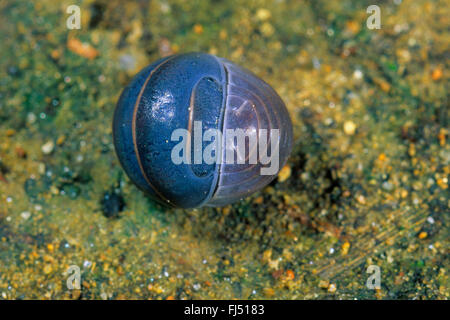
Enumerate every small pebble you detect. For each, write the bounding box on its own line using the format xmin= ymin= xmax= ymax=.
xmin=158 ymin=38 xmax=173 ymax=57
xmin=193 ymin=24 xmax=203 ymax=34
xmin=357 ymin=195 xmax=366 ymax=204
xmin=41 ymin=141 xmax=55 ymax=154
xmin=382 ymin=181 xmax=394 ymax=191
xmin=27 ymin=113 xmax=37 ymax=124
xmin=43 ymin=265 xmax=52 ymax=274
xmin=418 ymin=232 xmax=427 ymax=239
xmin=119 ymin=54 xmax=136 ymax=71
xmin=344 ymin=121 xmax=356 ymax=135
xmin=328 ymin=283 xmax=337 ymax=293
xmin=286 ymin=270 xmax=295 ymax=280
xmin=278 ymin=165 xmax=291 ymax=182
xmin=353 ymin=69 xmax=363 ymax=80
xmin=260 ymin=22 xmax=274 ymax=37
xmin=21 ymin=211 xmax=31 ymax=220
xmin=255 ymin=8 xmax=271 ymax=21
xmin=253 ymin=196 xmax=264 ymax=204
xmin=341 ymin=242 xmax=350 ymax=255
xmin=83 ymin=260 xmax=92 ymax=268
xmin=56 ymin=135 xmax=65 ymax=145
xmin=431 ymin=67 xmax=443 ymax=81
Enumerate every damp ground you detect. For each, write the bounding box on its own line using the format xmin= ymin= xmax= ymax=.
xmin=0 ymin=0 xmax=448 ymax=299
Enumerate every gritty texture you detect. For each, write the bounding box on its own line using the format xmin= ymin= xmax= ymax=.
xmin=0 ymin=0 xmax=448 ymax=299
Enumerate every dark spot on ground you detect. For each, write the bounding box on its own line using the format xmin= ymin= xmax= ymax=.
xmin=100 ymin=189 xmax=125 ymax=218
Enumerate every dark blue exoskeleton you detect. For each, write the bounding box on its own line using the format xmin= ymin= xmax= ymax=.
xmin=113 ymin=53 xmax=293 ymax=208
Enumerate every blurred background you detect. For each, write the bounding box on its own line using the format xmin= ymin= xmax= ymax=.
xmin=0 ymin=0 xmax=448 ymax=299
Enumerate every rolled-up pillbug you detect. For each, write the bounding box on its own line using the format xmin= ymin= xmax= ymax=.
xmin=113 ymin=53 xmax=293 ymax=208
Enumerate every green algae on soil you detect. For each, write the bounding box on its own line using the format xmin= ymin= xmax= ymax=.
xmin=0 ymin=0 xmax=448 ymax=299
